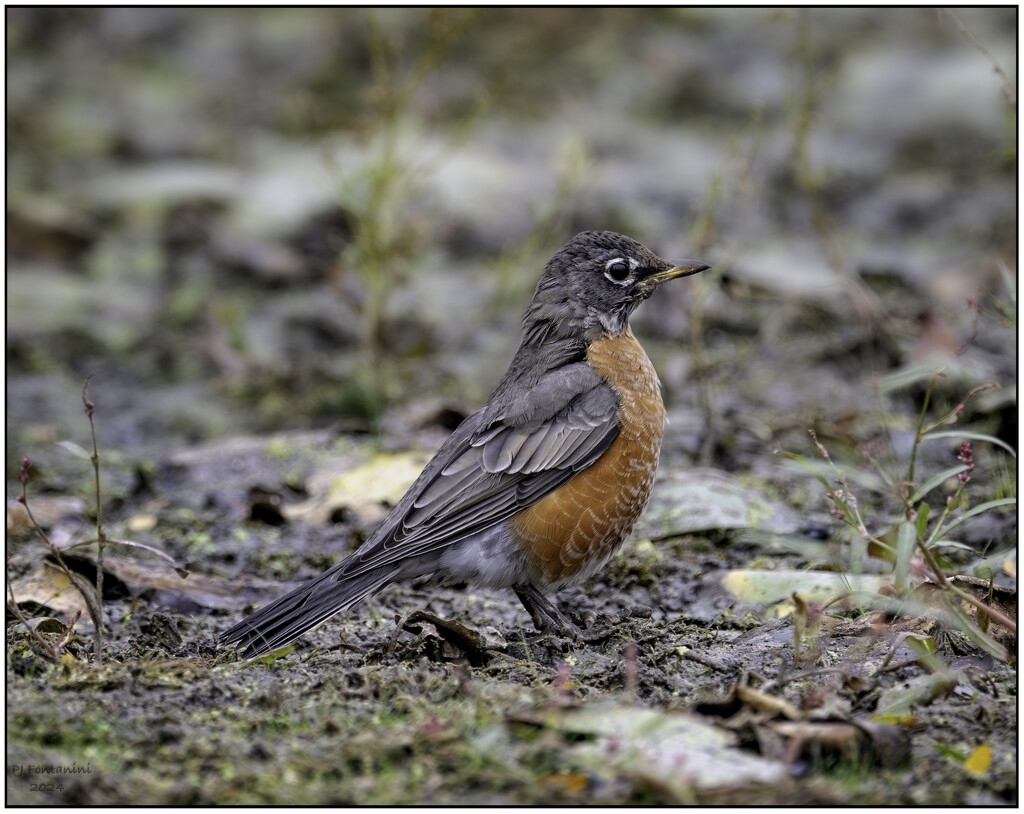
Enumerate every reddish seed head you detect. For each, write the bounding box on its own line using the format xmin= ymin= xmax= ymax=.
xmin=957 ymin=441 xmax=975 ymax=484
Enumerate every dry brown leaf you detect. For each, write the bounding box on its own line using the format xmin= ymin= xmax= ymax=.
xmin=7 ymin=561 xmax=93 ymax=618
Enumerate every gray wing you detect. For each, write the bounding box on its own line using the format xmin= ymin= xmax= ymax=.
xmin=337 ymin=360 xmax=620 ymax=579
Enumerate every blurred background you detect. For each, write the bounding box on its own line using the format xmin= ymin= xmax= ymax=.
xmin=6 ymin=7 xmax=1016 ymax=466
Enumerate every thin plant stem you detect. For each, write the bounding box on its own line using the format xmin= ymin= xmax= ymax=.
xmin=82 ymin=378 xmax=106 ymax=664
xmin=17 ymin=476 xmax=104 ymax=649
xmin=905 ymin=370 xmax=941 ymax=504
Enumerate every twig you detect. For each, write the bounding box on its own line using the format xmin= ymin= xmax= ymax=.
xmin=15 ymin=458 xmax=105 ymax=649
xmin=82 ymin=378 xmax=107 ymax=664
xmin=940 ymin=9 xmax=1016 ymax=110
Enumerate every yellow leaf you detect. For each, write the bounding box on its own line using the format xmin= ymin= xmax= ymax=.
xmin=542 ymin=771 xmax=588 ymax=794
xmin=965 ymin=743 xmax=992 ymax=775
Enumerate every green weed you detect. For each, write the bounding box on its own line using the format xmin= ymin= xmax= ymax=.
xmin=782 ymin=374 xmax=1016 ymax=660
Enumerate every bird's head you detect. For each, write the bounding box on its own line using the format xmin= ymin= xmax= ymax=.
xmin=523 ymin=230 xmax=709 ymax=344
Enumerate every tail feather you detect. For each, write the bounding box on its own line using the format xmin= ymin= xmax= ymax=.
xmin=221 ymin=566 xmax=398 ymax=658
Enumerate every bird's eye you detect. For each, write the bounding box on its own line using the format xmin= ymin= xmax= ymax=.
xmin=604 ymin=259 xmax=631 ymax=284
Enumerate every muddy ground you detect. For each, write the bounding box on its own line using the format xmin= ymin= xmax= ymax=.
xmin=6 ymin=8 xmax=1017 ymax=805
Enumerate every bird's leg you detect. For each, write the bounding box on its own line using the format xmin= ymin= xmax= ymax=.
xmin=513 ymin=584 xmax=582 ymax=638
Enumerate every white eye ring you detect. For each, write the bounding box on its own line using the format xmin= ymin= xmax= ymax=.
xmin=604 ymin=257 xmax=636 ymax=284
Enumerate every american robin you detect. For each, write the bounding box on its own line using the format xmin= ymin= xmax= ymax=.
xmin=222 ymin=230 xmax=708 ymax=657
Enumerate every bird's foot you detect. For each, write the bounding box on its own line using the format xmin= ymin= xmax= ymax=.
xmin=512 ymin=584 xmax=584 ymax=641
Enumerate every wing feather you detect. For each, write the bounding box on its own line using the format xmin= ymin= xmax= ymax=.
xmin=339 ymin=360 xmax=620 ymax=579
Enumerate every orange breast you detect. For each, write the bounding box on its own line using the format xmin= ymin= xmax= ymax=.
xmin=510 ymin=327 xmax=666 ymax=586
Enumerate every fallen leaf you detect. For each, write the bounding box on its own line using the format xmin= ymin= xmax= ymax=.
xmin=637 ymin=468 xmax=802 ymax=538
xmin=7 ymin=561 xmax=93 ymax=618
xmin=284 ymin=450 xmax=431 ymax=528
xmin=7 ymin=495 xmax=88 ymax=530
xmin=964 ymin=743 xmax=992 ymax=775
xmin=540 ymin=771 xmax=588 ymax=794
xmin=511 ymin=702 xmax=786 ymax=802
xmin=718 ymin=569 xmax=892 ymax=613
xmin=873 ymin=672 xmax=957 ymax=719
xmin=20 ymin=616 xmax=73 ymax=634
xmin=127 ymin=514 xmax=158 ymax=533
xmin=735 ymin=685 xmax=803 ymax=720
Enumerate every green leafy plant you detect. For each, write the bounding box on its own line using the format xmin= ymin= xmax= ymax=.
xmin=782 ymin=375 xmax=1016 ymax=659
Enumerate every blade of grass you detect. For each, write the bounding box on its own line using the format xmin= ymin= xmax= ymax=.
xmin=930 ymin=497 xmax=1017 ymax=541
xmin=944 ymin=595 xmax=1009 ymax=660
xmin=914 ymin=502 xmax=930 ymax=538
xmin=893 ymin=521 xmax=917 ymax=593
xmin=920 ymin=430 xmax=1016 ymax=458
xmin=910 ymin=464 xmax=969 ymax=504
